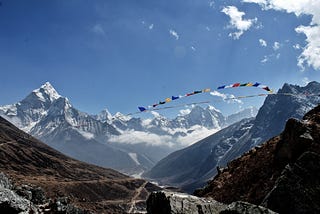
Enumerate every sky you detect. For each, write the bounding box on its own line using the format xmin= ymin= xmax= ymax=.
xmin=1 ymin=0 xmax=319 ymax=117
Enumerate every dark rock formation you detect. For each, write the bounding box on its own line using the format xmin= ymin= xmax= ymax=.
xmin=262 ymin=152 xmax=320 ymax=214
xmin=147 ymin=191 xmax=277 ymax=214
xmin=195 ymin=104 xmax=320 ymax=213
xmin=0 ymin=172 xmax=91 ymax=213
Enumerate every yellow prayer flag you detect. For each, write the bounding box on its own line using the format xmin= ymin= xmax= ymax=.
xmin=203 ymin=88 xmax=211 ymax=92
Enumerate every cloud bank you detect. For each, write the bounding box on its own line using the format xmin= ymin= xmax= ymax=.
xmin=109 ymin=126 xmax=218 ymax=148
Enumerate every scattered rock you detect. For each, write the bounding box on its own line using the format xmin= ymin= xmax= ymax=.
xmin=0 ymin=172 xmax=12 ymax=189
xmin=0 ymin=187 xmax=36 ymax=214
xmin=15 ymin=184 xmax=47 ymax=204
xmin=0 ymin=172 xmax=91 ymax=214
xmin=146 ymin=191 xmax=277 ymax=214
xmin=225 ymin=201 xmax=277 ymax=214
xmin=51 ymin=197 xmax=91 ymax=214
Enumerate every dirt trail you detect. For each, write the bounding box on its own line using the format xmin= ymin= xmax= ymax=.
xmin=127 ymin=181 xmax=148 ymax=213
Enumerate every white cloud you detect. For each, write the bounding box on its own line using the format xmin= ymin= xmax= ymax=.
xmin=259 ymin=38 xmax=267 ymax=47
xmin=209 ymin=1 xmax=215 ymax=8
xmin=210 ymin=90 xmax=243 ymax=104
xmin=149 ymin=24 xmax=154 ymax=30
xmin=109 ymin=130 xmax=174 ymax=147
xmin=261 ymin=55 xmax=268 ymax=63
xmin=92 ymin=24 xmax=105 ymax=36
xmin=296 ymin=25 xmax=320 ymax=70
xmin=221 ymin=6 xmax=257 ymax=39
xmin=206 ymin=26 xmax=211 ymax=31
xmin=190 ymin=46 xmax=196 ymax=51
xmin=175 ymin=126 xmax=218 ymax=147
xmin=242 ymin=0 xmax=320 ymax=70
xmin=302 ymin=77 xmax=310 ymax=85
xmin=242 ymin=0 xmax=267 ymax=4
xmin=293 ymin=44 xmax=301 ymax=50
xmin=169 ymin=29 xmax=179 ymax=40
xmin=273 ymin=41 xmax=280 ymax=50
xmin=109 ymin=125 xmax=219 ymax=148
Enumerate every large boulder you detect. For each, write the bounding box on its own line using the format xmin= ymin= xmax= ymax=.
xmin=262 ymin=152 xmax=320 ymax=214
xmin=147 ymin=191 xmax=277 ymax=214
xmin=0 ymin=172 xmax=12 ymax=189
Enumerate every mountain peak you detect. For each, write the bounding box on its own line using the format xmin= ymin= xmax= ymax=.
xmin=33 ymin=82 xmax=61 ymax=102
xmin=207 ymin=105 xmax=221 ymax=113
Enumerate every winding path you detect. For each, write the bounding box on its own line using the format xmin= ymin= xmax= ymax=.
xmin=127 ymin=181 xmax=148 ymax=213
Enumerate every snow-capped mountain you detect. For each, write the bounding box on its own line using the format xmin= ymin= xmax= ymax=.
xmin=225 ymin=106 xmax=258 ymax=125
xmin=107 ymin=104 xmax=239 ymax=139
xmin=0 ymin=82 xmax=152 ymax=175
xmin=144 ymin=81 xmax=320 ymax=192
xmin=171 ymin=105 xmax=225 ymax=129
xmin=0 ymin=82 xmax=258 ymax=176
xmin=0 ymin=82 xmax=61 ymax=132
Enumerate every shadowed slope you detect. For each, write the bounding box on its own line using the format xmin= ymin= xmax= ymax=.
xmin=0 ymin=116 xmax=160 ymax=213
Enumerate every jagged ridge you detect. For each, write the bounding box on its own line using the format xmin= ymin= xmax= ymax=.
xmin=195 ymin=104 xmax=320 ymax=213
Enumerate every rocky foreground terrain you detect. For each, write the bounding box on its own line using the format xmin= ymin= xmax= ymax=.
xmin=0 ymin=116 xmax=160 ymax=213
xmin=147 ymin=104 xmax=320 ymax=213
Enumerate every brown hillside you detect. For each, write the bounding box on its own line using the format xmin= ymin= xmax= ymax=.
xmin=0 ymin=116 xmax=160 ymax=213
xmin=196 ymin=104 xmax=320 ymax=213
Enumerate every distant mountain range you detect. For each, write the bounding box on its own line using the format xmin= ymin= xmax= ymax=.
xmin=144 ymin=81 xmax=320 ymax=192
xmin=0 ymin=82 xmax=256 ymax=175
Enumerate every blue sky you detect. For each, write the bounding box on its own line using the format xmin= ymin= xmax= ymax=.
xmin=1 ymin=0 xmax=319 ymax=117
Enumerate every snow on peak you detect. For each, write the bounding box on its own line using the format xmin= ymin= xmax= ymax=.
xmin=179 ymin=108 xmax=191 ymax=116
xmin=33 ymin=82 xmax=61 ymax=102
xmin=207 ymin=105 xmax=221 ymax=113
xmin=100 ymin=108 xmax=113 ymax=121
xmin=151 ymin=111 xmax=162 ymax=118
xmin=114 ymin=112 xmax=131 ymax=121
xmin=64 ymin=97 xmax=72 ymax=109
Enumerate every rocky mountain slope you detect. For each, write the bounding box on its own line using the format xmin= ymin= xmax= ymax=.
xmin=144 ymin=118 xmax=254 ymax=191
xmin=0 ymin=82 xmax=256 ymax=175
xmin=0 ymin=116 xmax=160 ymax=213
xmin=145 ymin=81 xmax=320 ymax=192
xmin=147 ymin=191 xmax=277 ymax=214
xmin=195 ymin=104 xmax=320 ymax=214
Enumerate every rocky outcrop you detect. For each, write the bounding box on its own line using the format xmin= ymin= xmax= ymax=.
xmin=262 ymin=152 xmax=320 ymax=214
xmin=0 ymin=172 xmax=38 ymax=213
xmin=0 ymin=188 xmax=35 ymax=214
xmin=147 ymin=191 xmax=277 ymax=214
xmin=195 ymin=104 xmax=320 ymax=213
xmin=0 ymin=172 xmax=91 ymax=214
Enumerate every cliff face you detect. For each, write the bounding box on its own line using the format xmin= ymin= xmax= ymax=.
xmin=195 ymin=104 xmax=320 ymax=213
